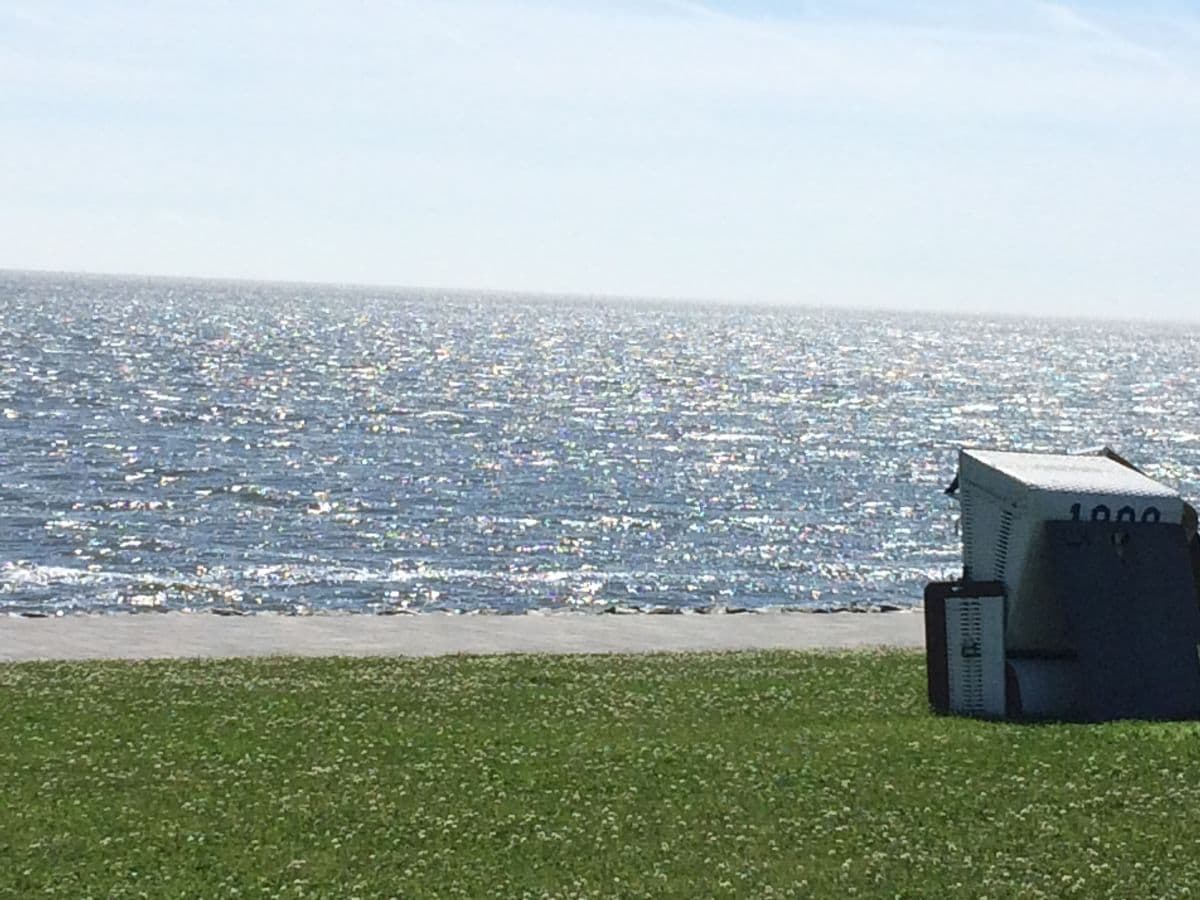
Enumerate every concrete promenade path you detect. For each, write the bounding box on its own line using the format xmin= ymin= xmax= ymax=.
xmin=1 ymin=610 xmax=925 ymax=662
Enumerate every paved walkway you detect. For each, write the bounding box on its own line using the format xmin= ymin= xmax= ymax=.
xmin=1 ymin=610 xmax=924 ymax=662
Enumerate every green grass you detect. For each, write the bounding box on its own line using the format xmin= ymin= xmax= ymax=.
xmin=4 ymin=651 xmax=1200 ymax=898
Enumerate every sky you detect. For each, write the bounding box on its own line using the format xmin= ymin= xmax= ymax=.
xmin=2 ymin=0 xmax=1199 ymax=319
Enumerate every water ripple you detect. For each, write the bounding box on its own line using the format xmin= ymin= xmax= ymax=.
xmin=3 ymin=270 xmax=1199 ymax=614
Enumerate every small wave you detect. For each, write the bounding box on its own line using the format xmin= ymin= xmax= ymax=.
xmin=222 ymin=483 xmax=296 ymax=507
xmin=685 ymin=431 xmax=768 ymax=443
xmin=951 ymin=402 xmax=1000 ymax=414
xmin=0 ymin=562 xmax=131 ymax=587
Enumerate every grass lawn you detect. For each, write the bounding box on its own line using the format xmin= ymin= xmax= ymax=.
xmin=4 ymin=650 xmax=1200 ymax=898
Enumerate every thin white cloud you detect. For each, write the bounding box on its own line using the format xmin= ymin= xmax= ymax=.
xmin=7 ymin=1 xmax=1198 ymax=121
xmin=0 ymin=0 xmax=53 ymax=28
xmin=1035 ymin=1 xmax=1171 ymax=66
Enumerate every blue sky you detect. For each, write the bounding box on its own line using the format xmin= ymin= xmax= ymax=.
xmin=2 ymin=1 xmax=1199 ymax=318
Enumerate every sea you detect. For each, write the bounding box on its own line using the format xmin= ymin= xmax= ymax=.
xmin=3 ymin=269 xmax=1200 ymax=616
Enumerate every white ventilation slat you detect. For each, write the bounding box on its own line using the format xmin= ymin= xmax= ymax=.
xmin=946 ymin=598 xmax=1005 ymax=717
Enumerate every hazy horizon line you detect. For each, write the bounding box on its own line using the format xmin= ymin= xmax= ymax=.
xmin=2 ymin=264 xmax=1193 ymax=330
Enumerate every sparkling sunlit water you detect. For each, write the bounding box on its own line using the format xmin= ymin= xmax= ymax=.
xmin=4 ymin=270 xmax=1200 ymax=615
